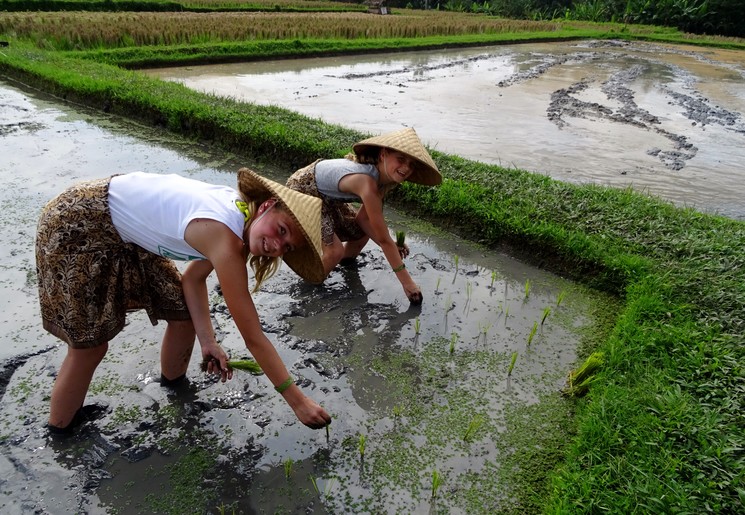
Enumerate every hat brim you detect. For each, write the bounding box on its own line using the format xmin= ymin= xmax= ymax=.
xmin=237 ymin=168 xmax=325 ymax=284
xmin=352 ymin=127 xmax=442 ymax=186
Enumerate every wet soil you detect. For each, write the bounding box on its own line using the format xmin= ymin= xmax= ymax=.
xmin=144 ymin=39 xmax=745 ymax=220
xmin=0 ymin=82 xmax=615 ymax=513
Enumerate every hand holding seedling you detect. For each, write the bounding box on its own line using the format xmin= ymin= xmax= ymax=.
xmin=395 ymin=231 xmax=409 ymax=259
xmin=199 ymin=343 xmax=232 ymax=382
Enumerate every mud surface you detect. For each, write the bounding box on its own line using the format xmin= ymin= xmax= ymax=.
xmin=0 ymin=82 xmax=615 ymax=513
xmin=144 ymin=39 xmax=745 ymax=220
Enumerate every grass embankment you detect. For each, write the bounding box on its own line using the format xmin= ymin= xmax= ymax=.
xmin=1 ymin=17 xmax=743 ymax=513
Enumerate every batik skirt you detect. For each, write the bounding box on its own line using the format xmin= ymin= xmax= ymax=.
xmin=35 ymin=177 xmax=190 ymax=349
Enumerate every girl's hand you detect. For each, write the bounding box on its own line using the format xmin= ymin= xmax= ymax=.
xmin=397 ymin=243 xmax=410 ymax=259
xmin=201 ymin=344 xmax=232 ymax=383
xmin=403 ymin=282 xmax=423 ymax=305
xmin=291 ymin=396 xmax=332 ymax=430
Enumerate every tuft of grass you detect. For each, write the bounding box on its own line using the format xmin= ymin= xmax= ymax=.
xmin=524 ymin=279 xmax=531 ymax=299
xmin=463 ymin=414 xmax=485 ymax=442
xmin=283 ymin=457 xmax=293 ymax=480
xmin=527 ymin=321 xmax=538 ymax=346
xmin=395 ymin=230 xmax=406 ymax=247
xmin=541 ymin=306 xmax=551 ymax=325
xmin=431 ymin=469 xmax=443 ymax=500
xmin=508 ymin=351 xmax=518 ymax=376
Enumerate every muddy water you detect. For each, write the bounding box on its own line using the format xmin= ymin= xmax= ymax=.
xmin=143 ymin=40 xmax=745 ymax=220
xmin=0 ymin=81 xmax=615 ymax=513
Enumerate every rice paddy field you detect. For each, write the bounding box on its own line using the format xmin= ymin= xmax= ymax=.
xmin=1 ymin=3 xmax=744 ymax=514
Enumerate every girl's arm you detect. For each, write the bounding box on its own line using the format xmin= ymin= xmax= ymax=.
xmin=340 ymin=175 xmax=422 ymax=303
xmin=185 ymin=218 xmax=331 ymax=429
xmin=181 ymin=258 xmax=232 ymax=381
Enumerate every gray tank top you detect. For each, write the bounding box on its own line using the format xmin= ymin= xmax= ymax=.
xmin=314 ymin=159 xmax=379 ymax=201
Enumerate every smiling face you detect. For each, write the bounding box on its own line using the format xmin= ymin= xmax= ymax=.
xmin=379 ymin=149 xmax=417 ymax=185
xmin=247 ymin=200 xmax=307 ymax=258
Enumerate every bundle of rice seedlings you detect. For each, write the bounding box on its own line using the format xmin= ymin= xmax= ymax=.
xmin=563 ymin=352 xmax=603 ymax=397
xmin=201 ymin=358 xmax=264 ymax=375
xmin=395 ymin=230 xmax=406 ymax=247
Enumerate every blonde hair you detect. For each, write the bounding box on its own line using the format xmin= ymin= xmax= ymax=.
xmin=239 ymin=197 xmax=286 ymax=293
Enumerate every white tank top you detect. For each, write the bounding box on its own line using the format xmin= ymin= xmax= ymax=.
xmin=108 ymin=172 xmax=245 ymax=261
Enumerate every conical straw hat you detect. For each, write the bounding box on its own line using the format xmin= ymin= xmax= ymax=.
xmin=352 ymin=127 xmax=441 ymax=186
xmin=237 ymin=168 xmax=324 ymax=284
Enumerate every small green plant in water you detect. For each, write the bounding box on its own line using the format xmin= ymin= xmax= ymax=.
xmin=527 ymin=321 xmax=538 ymax=346
xmin=414 ymin=317 xmax=421 ymax=334
xmin=463 ymin=414 xmax=485 ymax=442
xmin=449 ymin=332 xmax=457 ymax=354
xmin=283 ymin=457 xmax=293 ymax=479
xmin=524 ymin=279 xmax=531 ymax=299
xmin=556 ymin=290 xmax=566 ymax=306
xmin=508 ymin=351 xmax=518 ymax=376
xmin=490 ymin=270 xmax=497 ymax=288
xmin=435 ymin=277 xmax=441 ymax=293
xmin=541 ymin=306 xmax=551 ymax=325
xmin=395 ymin=230 xmax=406 ymax=247
xmin=431 ymin=469 xmax=443 ymax=500
xmin=358 ymin=434 xmax=366 ymax=459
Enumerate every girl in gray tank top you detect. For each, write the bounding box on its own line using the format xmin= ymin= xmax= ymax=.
xmin=286 ymin=127 xmax=442 ymax=305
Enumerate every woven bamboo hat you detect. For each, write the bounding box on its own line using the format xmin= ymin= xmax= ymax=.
xmin=237 ymin=168 xmax=324 ymax=284
xmin=353 ymin=127 xmax=442 ymax=186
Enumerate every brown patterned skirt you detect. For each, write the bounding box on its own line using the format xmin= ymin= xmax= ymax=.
xmin=35 ymin=177 xmax=190 ymax=349
xmin=286 ymin=160 xmax=366 ymax=246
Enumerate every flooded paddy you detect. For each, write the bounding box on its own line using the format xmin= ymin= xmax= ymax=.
xmin=0 ymin=82 xmax=616 ymax=513
xmin=143 ymin=39 xmax=745 ymax=220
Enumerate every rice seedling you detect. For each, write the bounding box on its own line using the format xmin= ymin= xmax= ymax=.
xmin=414 ymin=317 xmax=421 ymax=334
xmin=358 ymin=434 xmax=367 ymax=459
xmin=556 ymin=290 xmax=566 ymax=306
xmin=490 ymin=270 xmax=497 ymax=288
xmin=283 ymin=457 xmax=293 ymax=479
xmin=200 ymin=358 xmax=263 ymax=375
xmin=479 ymin=322 xmax=492 ymax=343
xmin=431 ymin=470 xmax=443 ymax=500
xmin=454 ymin=254 xmax=460 ymax=270
xmin=524 ymin=279 xmax=531 ymax=299
xmin=445 ymin=293 xmax=453 ymax=312
xmin=563 ymin=352 xmax=604 ymax=397
xmin=508 ymin=351 xmax=518 ymax=376
xmin=527 ymin=321 xmax=538 ymax=346
xmin=541 ymin=306 xmax=551 ymax=325
xmin=449 ymin=332 xmax=458 ymax=354
xmin=463 ymin=414 xmax=485 ymax=442
xmin=325 ymin=421 xmax=330 ymax=441
xmin=395 ymin=230 xmax=406 ymax=247
xmin=310 ymin=475 xmax=335 ymax=498
xmin=435 ymin=277 xmax=441 ymax=293
xmin=393 ymin=404 xmax=403 ymax=420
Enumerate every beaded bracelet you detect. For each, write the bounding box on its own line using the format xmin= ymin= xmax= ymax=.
xmin=392 ymin=263 xmax=406 ymax=273
xmin=275 ymin=376 xmax=294 ymax=394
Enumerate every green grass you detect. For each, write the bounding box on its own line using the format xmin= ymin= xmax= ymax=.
xmin=1 ymin=17 xmax=744 ymax=514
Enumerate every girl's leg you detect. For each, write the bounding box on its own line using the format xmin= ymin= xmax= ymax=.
xmin=160 ymin=319 xmax=196 ymax=381
xmin=321 ymin=236 xmax=345 ymax=276
xmin=342 ymin=236 xmax=369 ymax=260
xmin=49 ymin=343 xmax=109 ymax=428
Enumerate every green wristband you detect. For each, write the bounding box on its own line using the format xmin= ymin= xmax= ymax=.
xmin=392 ymin=263 xmax=406 ymax=273
xmin=275 ymin=376 xmax=294 ymax=394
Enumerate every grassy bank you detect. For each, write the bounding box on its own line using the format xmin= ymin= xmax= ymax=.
xmin=1 ymin=18 xmax=743 ymax=514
